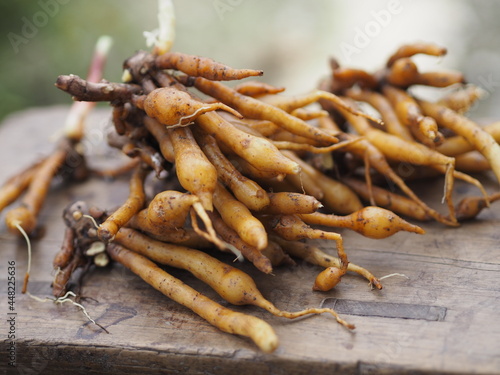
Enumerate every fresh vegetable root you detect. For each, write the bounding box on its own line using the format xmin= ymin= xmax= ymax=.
xmin=271 ymin=236 xmax=382 ymax=289
xmin=36 ymin=34 xmax=500 ymax=354
xmin=213 ymin=182 xmax=268 ymax=250
xmin=419 ymin=100 xmax=500 ymax=186
xmin=385 ymin=58 xmax=464 ymax=88
xmin=6 ymin=147 xmax=68 ymax=235
xmin=333 ymin=100 xmax=459 ymax=224
xmin=53 ymin=227 xmax=76 ymax=270
xmin=168 ymin=126 xmax=218 ymax=211
xmin=234 ymin=81 xmax=285 ymax=97
xmin=155 ymin=51 xmax=263 ymax=81
xmin=319 ymin=117 xmax=453 ymax=225
xmin=195 ymin=112 xmax=301 ymax=176
xmin=106 ymin=242 xmax=279 ymax=352
xmin=260 ymin=192 xmax=323 ymax=215
xmin=0 ymin=161 xmax=41 ymax=214
xmin=115 ymin=228 xmax=354 ymax=329
xmin=258 ymin=89 xmax=384 ymax=126
xmin=193 ymin=128 xmax=270 ymax=211
xmin=455 ymin=192 xmax=500 ymax=221
xmin=299 ymin=206 xmax=425 ymax=239
xmin=283 ymin=150 xmax=363 ymax=214
xmin=332 ymin=67 xmax=378 ymax=90
xmin=264 ymin=215 xmax=349 ymax=274
xmin=342 ymin=177 xmax=432 ymax=222
xmin=187 ymin=76 xmax=339 ymax=144
xmin=98 ymin=165 xmax=149 ymax=242
xmin=382 ymin=85 xmax=443 ymax=146
xmin=135 ymin=87 xmax=242 ymax=128
xmin=313 ymin=267 xmax=346 ymax=292
xmin=55 ymin=74 xmax=141 ymax=102
xmin=129 ymin=190 xmax=199 ymax=237
xmin=436 ymin=121 xmax=500 ymax=157
xmin=346 ymin=88 xmax=413 ymax=141
xmin=208 ymin=211 xmax=273 ymax=274
xmin=386 ymin=42 xmax=447 ymax=67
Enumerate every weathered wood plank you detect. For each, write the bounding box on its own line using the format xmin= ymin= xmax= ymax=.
xmin=1 ymin=107 xmax=499 ymax=374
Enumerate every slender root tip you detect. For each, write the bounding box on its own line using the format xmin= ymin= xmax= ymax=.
xmin=362 ymin=112 xmax=384 ymax=126
xmin=344 ymin=322 xmax=356 ymax=330
xmin=370 ymin=278 xmax=383 ymax=290
xmin=405 ymin=222 xmax=426 ymax=235
xmin=329 ymin=310 xmax=355 ymax=330
xmin=22 ymin=273 xmax=30 ymax=294
xmin=379 ymin=273 xmax=409 ymax=281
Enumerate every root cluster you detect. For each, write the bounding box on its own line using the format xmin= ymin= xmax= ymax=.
xmin=1 ymin=39 xmax=499 ymax=352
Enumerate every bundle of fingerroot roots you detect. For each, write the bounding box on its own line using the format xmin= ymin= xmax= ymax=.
xmin=2 ymin=40 xmax=499 ymax=352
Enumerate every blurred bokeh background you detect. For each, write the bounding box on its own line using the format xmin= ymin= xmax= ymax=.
xmin=1 ymin=0 xmax=499 ymax=123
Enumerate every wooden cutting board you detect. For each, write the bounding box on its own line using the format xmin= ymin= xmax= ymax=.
xmin=1 ymin=106 xmax=499 ymax=375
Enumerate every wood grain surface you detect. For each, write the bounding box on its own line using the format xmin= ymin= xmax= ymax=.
xmin=0 ymin=107 xmax=499 ymax=375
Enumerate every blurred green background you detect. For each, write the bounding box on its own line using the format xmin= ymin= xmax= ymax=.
xmin=1 ymin=0 xmax=499 ymax=123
